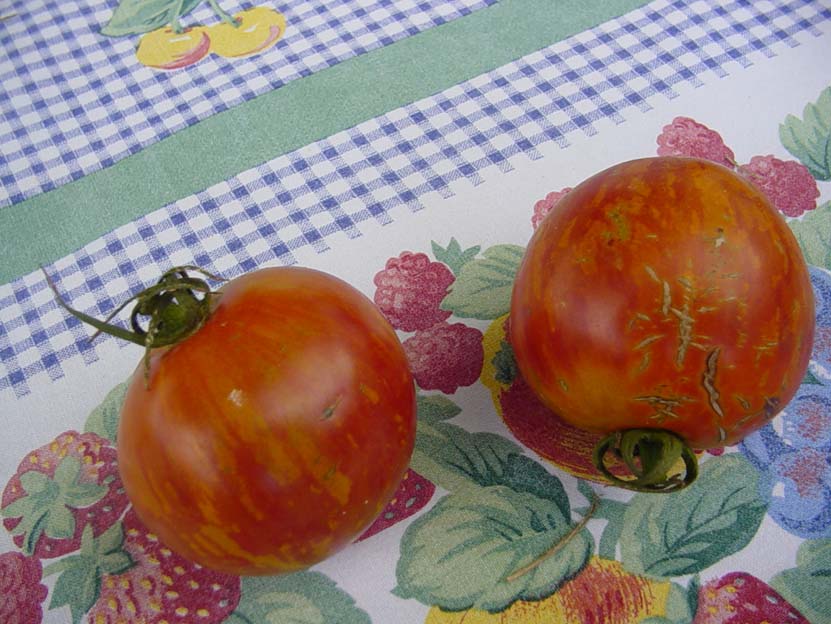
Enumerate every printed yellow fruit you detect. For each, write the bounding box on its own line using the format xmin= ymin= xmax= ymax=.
xmin=209 ymin=7 xmax=285 ymax=58
xmin=136 ymin=27 xmax=211 ymax=70
xmin=425 ymin=557 xmax=672 ymax=623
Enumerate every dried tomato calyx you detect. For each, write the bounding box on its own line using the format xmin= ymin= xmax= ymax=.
xmin=43 ymin=265 xmax=225 ymax=377
xmin=592 ymin=429 xmax=699 ymax=493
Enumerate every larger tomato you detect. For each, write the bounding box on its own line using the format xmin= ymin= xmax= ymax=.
xmin=510 ymin=157 xmax=814 ymax=486
xmin=114 ymin=266 xmax=416 ymax=575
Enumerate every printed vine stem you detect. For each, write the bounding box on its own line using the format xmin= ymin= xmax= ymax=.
xmin=169 ymin=0 xmax=186 ymax=33
xmin=505 ymin=490 xmax=599 ymax=583
xmin=206 ymin=0 xmax=240 ymax=25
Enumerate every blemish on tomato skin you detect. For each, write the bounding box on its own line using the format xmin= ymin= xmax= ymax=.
xmin=360 ymin=383 xmax=380 ymax=404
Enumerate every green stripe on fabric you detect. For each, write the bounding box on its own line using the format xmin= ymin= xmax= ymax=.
xmin=1 ymin=0 xmax=650 ymax=283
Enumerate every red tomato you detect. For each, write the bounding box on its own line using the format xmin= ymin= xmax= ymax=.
xmin=510 ymin=157 xmax=814 ymax=451
xmin=117 ymin=267 xmax=416 ymax=576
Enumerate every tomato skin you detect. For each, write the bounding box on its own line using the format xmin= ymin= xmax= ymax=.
xmin=117 ymin=267 xmax=416 ymax=576
xmin=510 ymin=157 xmax=815 ymax=449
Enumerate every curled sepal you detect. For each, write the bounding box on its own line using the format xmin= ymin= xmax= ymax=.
xmin=43 ymin=265 xmax=225 ymax=381
xmin=593 ymin=429 xmax=699 ymax=493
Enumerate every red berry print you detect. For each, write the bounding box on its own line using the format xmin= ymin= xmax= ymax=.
xmin=87 ymin=509 xmax=241 ymax=624
xmin=373 ymin=252 xmax=455 ymax=332
xmin=357 ymin=469 xmax=436 ymax=541
xmin=693 ymin=572 xmax=809 ymax=624
xmin=740 ymin=155 xmax=820 ymax=217
xmin=1 ymin=431 xmax=128 ymax=559
xmin=656 ymin=116 xmax=736 ymax=167
xmin=0 ymin=551 xmax=48 ymax=624
xmin=532 ymin=188 xmax=573 ymax=230
xmin=403 ymin=322 xmax=484 ymax=394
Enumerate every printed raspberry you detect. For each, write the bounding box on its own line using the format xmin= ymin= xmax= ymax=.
xmin=86 ymin=509 xmax=241 ymax=624
xmin=373 ymin=252 xmax=455 ymax=332
xmin=403 ymin=322 xmax=484 ymax=394
xmin=357 ymin=469 xmax=435 ymax=541
xmin=0 ymin=551 xmax=48 ymax=624
xmin=740 ymin=155 xmax=820 ymax=217
xmin=656 ymin=117 xmax=736 ymax=167
xmin=693 ymin=572 xmax=808 ymax=623
xmin=532 ymin=188 xmax=573 ymax=230
xmin=1 ymin=431 xmax=128 ymax=559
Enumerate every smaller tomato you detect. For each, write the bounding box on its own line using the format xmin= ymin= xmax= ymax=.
xmin=510 ymin=157 xmax=815 ymax=490
xmin=49 ymin=266 xmax=416 ymax=575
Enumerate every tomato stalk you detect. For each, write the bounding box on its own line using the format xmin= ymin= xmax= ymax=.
xmin=592 ymin=429 xmax=698 ymax=492
xmin=43 ymin=265 xmax=225 ymax=380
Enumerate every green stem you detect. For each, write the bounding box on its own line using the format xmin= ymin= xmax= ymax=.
xmin=505 ymin=491 xmax=599 ymax=582
xmin=169 ymin=0 xmax=186 ymax=33
xmin=206 ymin=0 xmax=239 ymax=26
xmin=43 ymin=266 xmax=224 ymax=380
xmin=593 ymin=429 xmax=699 ymax=493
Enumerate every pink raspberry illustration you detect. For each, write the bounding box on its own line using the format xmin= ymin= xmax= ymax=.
xmin=403 ymin=322 xmax=484 ymax=394
xmin=373 ymin=252 xmax=455 ymax=332
xmin=740 ymin=155 xmax=820 ymax=217
xmin=532 ymin=188 xmax=572 ymax=230
xmin=656 ymin=116 xmax=736 ymax=167
xmin=0 ymin=551 xmax=48 ymax=624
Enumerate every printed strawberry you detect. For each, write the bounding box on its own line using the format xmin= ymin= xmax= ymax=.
xmin=739 ymin=154 xmax=820 ymax=217
xmin=656 ymin=116 xmax=736 ymax=167
xmin=532 ymin=187 xmax=572 ymax=229
xmin=48 ymin=509 xmax=241 ymax=624
xmin=373 ymin=252 xmax=455 ymax=332
xmin=403 ymin=321 xmax=484 ymax=394
xmin=357 ymin=469 xmax=436 ymax=541
xmin=692 ymin=571 xmax=809 ymax=623
xmin=1 ymin=431 xmax=128 ymax=559
xmin=0 ymin=551 xmax=48 ymax=624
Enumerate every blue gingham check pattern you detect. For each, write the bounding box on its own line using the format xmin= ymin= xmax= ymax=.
xmin=0 ymin=0 xmax=495 ymax=208
xmin=1 ymin=0 xmax=829 ymax=397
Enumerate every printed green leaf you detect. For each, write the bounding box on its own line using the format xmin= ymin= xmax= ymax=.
xmin=416 ymin=393 xmax=461 ymax=425
xmin=771 ymin=539 xmax=831 ymax=623
xmin=97 ymin=522 xmax=127 ymax=556
xmin=394 ymin=485 xmax=592 ymax=612
xmin=85 ymin=381 xmax=128 ymax=442
xmin=49 ymin=556 xmax=101 ymax=624
xmin=789 ymin=201 xmax=831 ymax=270
xmin=2 ymin=455 xmax=108 ymax=553
xmin=432 ymin=238 xmax=482 ymax=275
xmin=100 ymin=0 xmax=203 ymax=37
xmin=54 ymin=456 xmax=82 ymax=485
xmin=780 ymin=86 xmax=831 ymax=180
xmin=45 ymin=504 xmax=75 ymax=540
xmin=412 ymin=420 xmax=570 ymax=517
xmin=19 ymin=470 xmax=50 ymax=495
xmin=440 ymin=244 xmax=525 ymax=319
xmin=229 ymin=571 xmax=371 ymax=624
xmin=46 ymin=521 xmax=133 ymax=624
xmin=619 ymin=454 xmax=767 ymax=579
xmin=412 ymin=420 xmax=520 ymax=494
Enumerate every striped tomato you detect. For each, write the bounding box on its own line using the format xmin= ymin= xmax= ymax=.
xmin=50 ymin=266 xmax=416 ymax=575
xmin=510 ymin=157 xmax=814 ymax=490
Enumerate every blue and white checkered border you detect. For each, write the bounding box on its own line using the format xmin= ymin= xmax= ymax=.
xmin=0 ymin=0 xmax=495 ymax=207
xmin=1 ymin=0 xmax=829 ymax=397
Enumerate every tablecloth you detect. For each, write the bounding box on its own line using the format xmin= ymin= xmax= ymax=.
xmin=2 ymin=0 xmax=831 ymax=622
